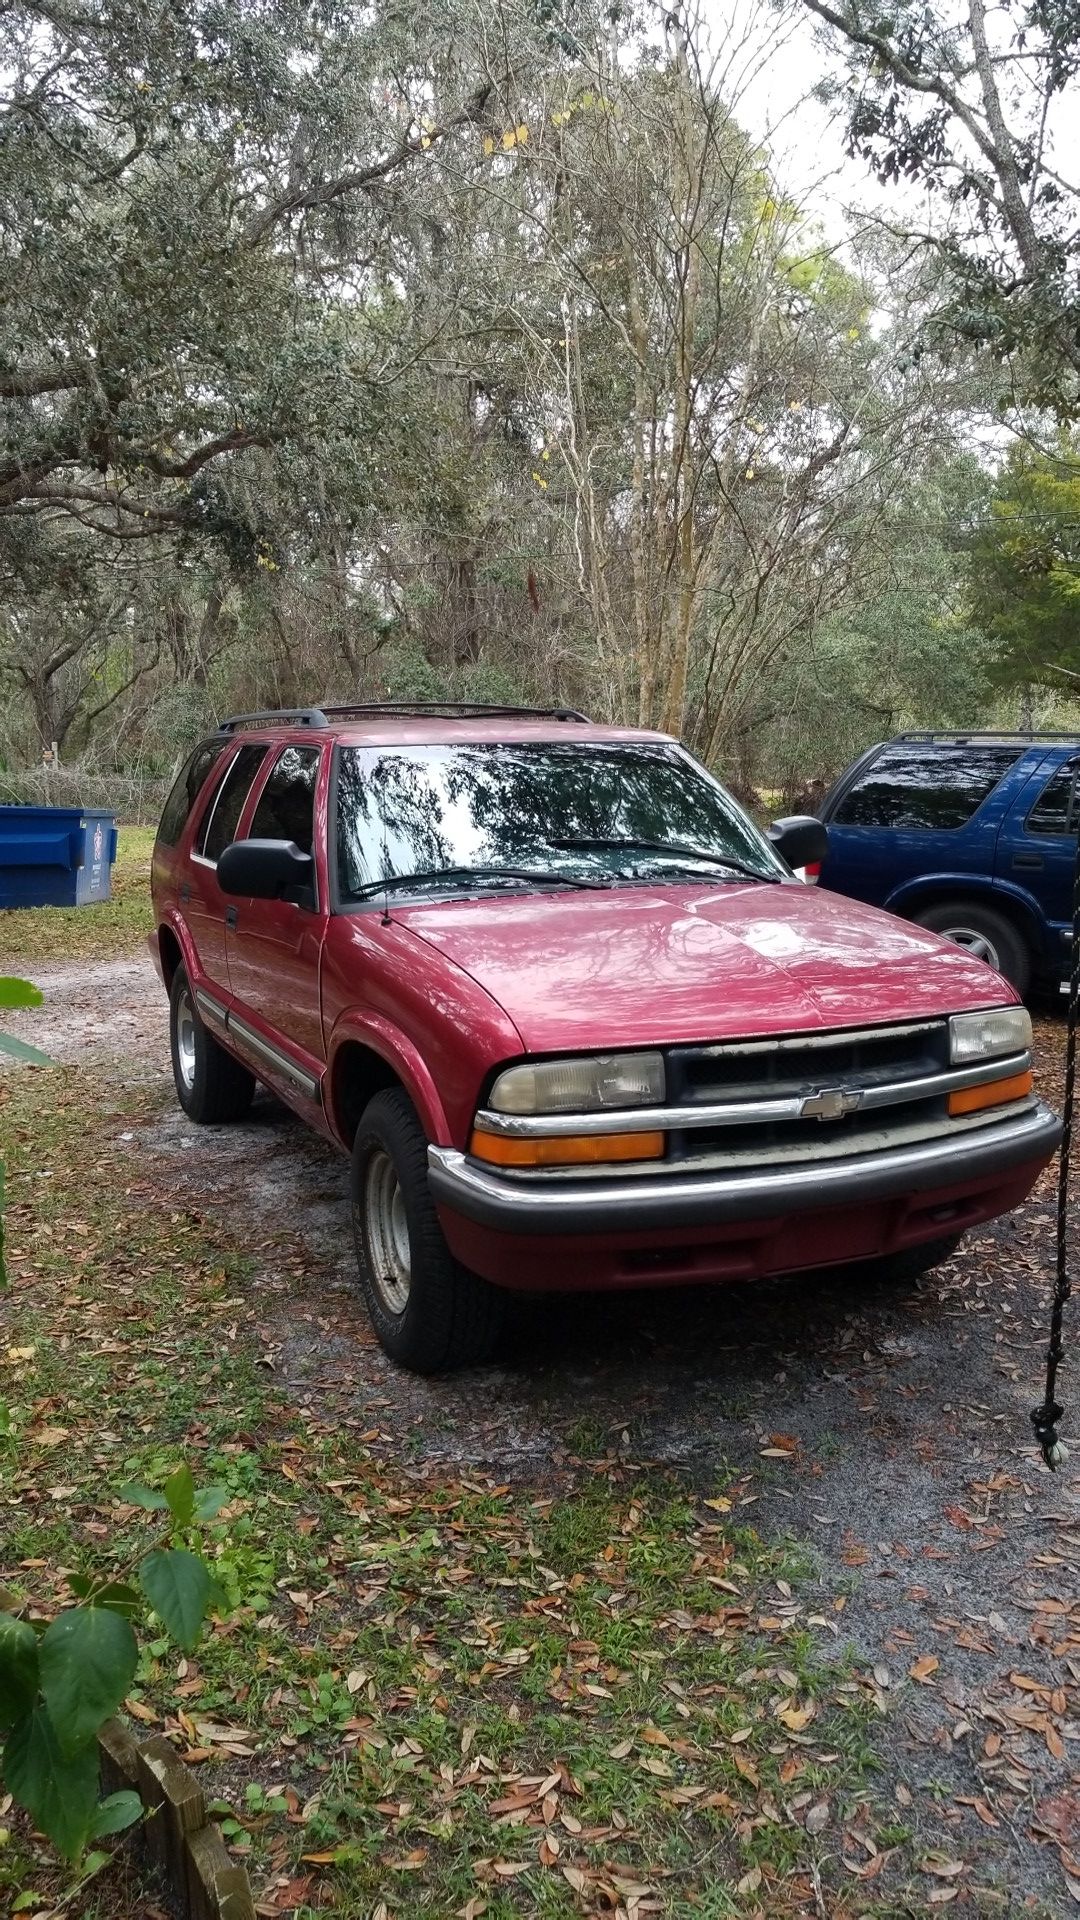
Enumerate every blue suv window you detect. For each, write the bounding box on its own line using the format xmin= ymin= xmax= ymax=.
xmin=1026 ymin=760 xmax=1079 ymax=835
xmin=833 ymin=744 xmax=1022 ymax=830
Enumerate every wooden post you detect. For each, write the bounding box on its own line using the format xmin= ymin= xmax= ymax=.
xmin=97 ymin=1722 xmax=256 ymax=1920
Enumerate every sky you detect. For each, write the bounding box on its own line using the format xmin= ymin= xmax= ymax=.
xmin=698 ymin=0 xmax=920 ymax=238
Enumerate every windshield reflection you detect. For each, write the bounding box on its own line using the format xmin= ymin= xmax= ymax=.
xmin=334 ymin=742 xmax=782 ymax=902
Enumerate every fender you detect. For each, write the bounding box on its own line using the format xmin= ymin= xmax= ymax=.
xmin=326 ymin=1010 xmax=452 ymax=1148
xmin=155 ymin=907 xmax=211 ymax=995
xmin=883 ymin=872 xmax=1052 ymax=959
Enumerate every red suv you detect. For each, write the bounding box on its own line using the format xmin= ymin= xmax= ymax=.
xmin=151 ymin=704 xmax=1059 ymax=1371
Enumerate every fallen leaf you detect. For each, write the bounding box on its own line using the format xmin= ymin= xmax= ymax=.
xmin=909 ymin=1654 xmax=940 ymax=1683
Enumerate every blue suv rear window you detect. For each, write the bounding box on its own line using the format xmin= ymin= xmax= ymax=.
xmin=833 ymin=744 xmax=1021 ymax=830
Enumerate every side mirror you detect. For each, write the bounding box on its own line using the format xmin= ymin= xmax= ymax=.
xmin=217 ymin=838 xmax=315 ymax=906
xmin=767 ymin=815 xmax=829 ymax=871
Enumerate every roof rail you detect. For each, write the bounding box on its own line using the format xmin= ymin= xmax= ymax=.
xmin=219 ymin=701 xmax=592 ymax=734
xmin=895 ymin=729 xmax=1080 ymax=744
xmin=220 ymin=708 xmax=329 ymax=732
xmin=320 ymin=702 xmax=592 ymax=723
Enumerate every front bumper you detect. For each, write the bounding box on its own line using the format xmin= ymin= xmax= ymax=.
xmin=428 ymin=1100 xmax=1061 ymax=1237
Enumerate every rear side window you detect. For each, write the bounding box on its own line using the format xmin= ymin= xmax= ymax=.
xmin=156 ymin=739 xmax=229 ymax=848
xmin=1026 ymin=760 xmax=1078 ymax=835
xmin=833 ymin=745 xmax=1021 ymax=830
xmin=249 ymin=745 xmax=320 ymax=855
xmin=197 ymin=744 xmax=267 ymax=863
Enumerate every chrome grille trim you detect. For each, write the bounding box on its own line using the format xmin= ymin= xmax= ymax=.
xmin=492 ymin=1100 xmax=1039 ymax=1180
xmin=472 ymin=1051 xmax=1031 ymax=1139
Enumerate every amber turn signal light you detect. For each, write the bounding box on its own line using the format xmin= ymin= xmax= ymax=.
xmin=469 ymin=1129 xmax=665 ymax=1168
xmin=948 ymin=1069 xmax=1033 ymax=1117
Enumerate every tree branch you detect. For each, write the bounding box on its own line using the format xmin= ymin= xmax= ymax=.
xmin=243 ymin=79 xmax=496 ymax=244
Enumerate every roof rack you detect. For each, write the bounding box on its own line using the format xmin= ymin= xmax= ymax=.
xmin=220 ymin=708 xmax=329 ymax=732
xmin=220 ymin=701 xmax=592 ymax=732
xmin=321 ymin=702 xmax=592 ymax=723
xmin=895 ymin=729 xmax=1080 ymax=744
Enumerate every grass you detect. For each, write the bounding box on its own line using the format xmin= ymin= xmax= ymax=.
xmin=0 ymin=825 xmax=155 ymax=965
xmin=0 ymin=1064 xmax=903 ymax=1920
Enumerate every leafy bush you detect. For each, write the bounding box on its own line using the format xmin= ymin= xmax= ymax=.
xmin=0 ymin=1465 xmax=228 ymax=1865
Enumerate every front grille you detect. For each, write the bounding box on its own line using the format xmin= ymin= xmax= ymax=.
xmin=469 ymin=1018 xmax=1035 ymax=1180
xmin=660 ymin=1019 xmax=1016 ymax=1173
xmin=669 ymin=1019 xmax=949 ymax=1105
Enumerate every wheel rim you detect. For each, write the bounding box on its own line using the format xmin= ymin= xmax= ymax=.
xmin=175 ymin=987 xmax=198 ymax=1092
xmin=364 ymin=1149 xmax=412 ymax=1315
xmin=939 ymin=923 xmax=1001 ymax=970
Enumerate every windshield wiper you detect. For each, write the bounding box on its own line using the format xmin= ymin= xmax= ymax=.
xmin=352 ymin=865 xmax=611 ymax=900
xmin=550 ymin=836 xmax=779 ymax=882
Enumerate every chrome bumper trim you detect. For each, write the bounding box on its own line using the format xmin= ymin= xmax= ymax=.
xmin=428 ymin=1101 xmax=1061 ymax=1237
xmin=474 ymin=1051 xmax=1031 ymax=1138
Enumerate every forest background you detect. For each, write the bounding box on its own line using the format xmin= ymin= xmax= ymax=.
xmin=3 ymin=0 xmax=1079 ymax=815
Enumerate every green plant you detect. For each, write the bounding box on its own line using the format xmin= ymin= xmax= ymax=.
xmin=0 ymin=1463 xmax=229 ymax=1865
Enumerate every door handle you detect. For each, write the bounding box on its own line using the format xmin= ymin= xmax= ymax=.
xmin=225 ymin=905 xmax=238 ymax=930
xmin=1012 ymin=853 xmax=1044 ymax=871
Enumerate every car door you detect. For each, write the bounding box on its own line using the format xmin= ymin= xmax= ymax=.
xmin=183 ymin=743 xmax=269 ymax=991
xmin=223 ymin=742 xmax=328 ymax=1081
xmin=996 ymin=750 xmax=1078 ymax=957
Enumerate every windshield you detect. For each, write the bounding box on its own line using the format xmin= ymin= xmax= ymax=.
xmin=334 ymin=741 xmax=784 ymax=903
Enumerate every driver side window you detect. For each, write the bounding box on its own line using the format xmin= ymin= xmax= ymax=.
xmin=249 ymin=745 xmax=321 ymax=857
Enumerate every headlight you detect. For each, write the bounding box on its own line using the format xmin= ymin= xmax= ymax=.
xmin=949 ymin=1006 xmax=1032 ymax=1065
xmin=488 ymin=1052 xmax=666 ymax=1115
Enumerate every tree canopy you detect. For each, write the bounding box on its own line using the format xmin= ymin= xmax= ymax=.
xmin=969 ymin=437 xmax=1080 ymax=690
xmin=800 ymin=0 xmax=1080 ymax=414
xmin=0 ymin=0 xmax=1075 ymax=796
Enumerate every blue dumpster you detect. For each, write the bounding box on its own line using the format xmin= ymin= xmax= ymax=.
xmin=0 ymin=806 xmax=119 ymax=909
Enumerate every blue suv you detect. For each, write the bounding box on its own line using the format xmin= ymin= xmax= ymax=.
xmin=817 ymin=732 xmax=1078 ymax=996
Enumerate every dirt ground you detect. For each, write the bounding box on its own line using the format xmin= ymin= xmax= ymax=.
xmin=3 ymin=951 xmax=1079 ymax=1911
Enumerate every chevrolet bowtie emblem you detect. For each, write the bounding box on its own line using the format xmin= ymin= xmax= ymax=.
xmin=800 ymin=1087 xmax=862 ymax=1121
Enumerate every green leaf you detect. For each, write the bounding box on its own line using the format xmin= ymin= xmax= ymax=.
xmin=139 ymin=1550 xmax=212 ymax=1652
xmin=90 ymin=1790 xmax=143 ymax=1838
xmin=0 ymin=1615 xmax=40 ymax=1730
xmin=3 ymin=1705 xmax=98 ymax=1863
xmin=38 ymin=1608 xmax=138 ymax=1755
xmin=0 ymin=1033 xmax=51 ymax=1066
xmin=0 ymin=978 xmax=43 ymax=1010
xmin=12 ymin=1891 xmax=47 ymax=1911
xmin=66 ymin=1577 xmax=141 ymax=1617
xmin=164 ymin=1463 xmax=195 ymax=1528
xmin=205 ymin=1574 xmax=229 ymax=1615
xmin=193 ymin=1484 xmax=230 ymax=1524
xmin=120 ymin=1482 xmax=170 ymax=1511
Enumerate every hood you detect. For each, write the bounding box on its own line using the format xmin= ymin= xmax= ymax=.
xmin=395 ymin=881 xmax=1017 ymax=1053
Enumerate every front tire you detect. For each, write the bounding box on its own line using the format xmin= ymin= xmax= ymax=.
xmin=911 ymin=899 xmax=1031 ymax=996
xmin=351 ymin=1088 xmax=503 ymax=1373
xmin=169 ymin=967 xmax=256 ymax=1124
